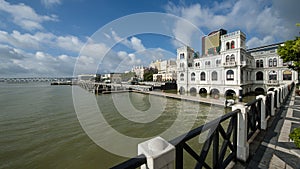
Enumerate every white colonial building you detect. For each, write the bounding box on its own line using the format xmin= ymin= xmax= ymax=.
xmin=152 ymin=60 xmax=177 ymax=82
xmin=132 ymin=66 xmax=146 ymax=81
xmin=177 ymin=30 xmax=298 ymax=97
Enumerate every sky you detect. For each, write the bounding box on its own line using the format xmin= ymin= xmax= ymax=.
xmin=0 ymin=0 xmax=299 ymax=77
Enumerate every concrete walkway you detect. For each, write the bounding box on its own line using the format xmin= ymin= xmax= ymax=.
xmin=235 ymin=89 xmax=300 ymax=169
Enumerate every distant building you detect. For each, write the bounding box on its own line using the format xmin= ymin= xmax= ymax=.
xmin=177 ymin=30 xmax=298 ymax=97
xmin=132 ymin=66 xmax=146 ymax=81
xmin=100 ymin=73 xmax=122 ymax=83
xmin=152 ymin=60 xmax=177 ymax=82
xmin=202 ymin=29 xmax=227 ymax=56
xmin=78 ymin=74 xmax=96 ymax=82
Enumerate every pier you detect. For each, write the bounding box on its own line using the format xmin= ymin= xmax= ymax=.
xmin=78 ymin=82 xmax=153 ymax=94
xmin=78 ymin=81 xmax=226 ymax=106
xmin=134 ymin=90 xmax=225 ymax=106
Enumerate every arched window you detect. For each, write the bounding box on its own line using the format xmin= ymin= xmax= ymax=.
xmin=269 ymin=71 xmax=277 ymax=80
xmin=283 ymin=70 xmax=292 ymax=80
xmin=226 ymin=42 xmax=230 ymax=50
xmin=256 ymin=60 xmax=260 ymax=68
xmin=230 ymin=54 xmax=235 ymax=62
xmin=226 ymin=70 xmax=234 ymax=81
xmin=226 ymin=55 xmax=230 ymax=62
xmin=231 ymin=41 xmax=235 ymax=49
xmin=273 ymin=58 xmax=277 ymax=67
xmin=260 ymin=59 xmax=263 ymax=67
xmin=268 ymin=58 xmax=273 ymax=67
xmin=180 ymin=53 xmax=184 ymax=59
xmin=212 ymin=71 xmax=218 ymax=81
xmin=256 ymin=71 xmax=263 ymax=80
xmin=200 ymin=72 xmax=206 ymax=81
xmin=205 ymin=61 xmax=211 ymax=67
xmin=191 ymin=72 xmax=196 ymax=81
xmin=180 ymin=73 xmax=184 ymax=81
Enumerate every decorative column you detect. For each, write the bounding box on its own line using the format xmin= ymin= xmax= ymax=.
xmin=138 ymin=137 xmax=175 ymax=169
xmin=256 ymin=95 xmax=267 ymax=130
xmin=232 ymin=103 xmax=249 ymax=162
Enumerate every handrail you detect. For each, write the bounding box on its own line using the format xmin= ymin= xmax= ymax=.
xmin=110 ymin=154 xmax=147 ymax=169
xmin=245 ymin=98 xmax=262 ymax=140
xmin=170 ymin=109 xmax=240 ymax=146
xmin=170 ymin=109 xmax=239 ymax=169
xmin=244 ymin=97 xmax=262 ymax=107
xmin=111 ymin=82 xmax=296 ymax=169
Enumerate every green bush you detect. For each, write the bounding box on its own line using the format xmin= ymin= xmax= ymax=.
xmin=289 ymin=127 xmax=300 ymax=148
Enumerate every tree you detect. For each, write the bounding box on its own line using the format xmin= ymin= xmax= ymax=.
xmin=143 ymin=68 xmax=158 ymax=81
xmin=277 ymin=24 xmax=300 ymax=71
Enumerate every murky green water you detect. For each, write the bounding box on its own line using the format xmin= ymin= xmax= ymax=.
xmin=0 ymin=83 xmax=228 ymax=169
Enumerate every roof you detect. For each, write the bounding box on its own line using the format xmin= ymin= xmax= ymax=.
xmin=247 ymin=42 xmax=283 ymax=53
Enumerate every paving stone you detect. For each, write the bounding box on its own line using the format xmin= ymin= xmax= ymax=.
xmin=270 ymin=155 xmax=285 ymax=168
xmin=232 ymin=91 xmax=299 ymax=169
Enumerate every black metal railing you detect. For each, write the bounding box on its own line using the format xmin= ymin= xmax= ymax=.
xmin=111 ymin=83 xmax=296 ymax=169
xmin=245 ymin=98 xmax=261 ymax=140
xmin=265 ymin=93 xmax=272 ymax=118
xmin=170 ymin=109 xmax=239 ymax=169
xmin=110 ymin=154 xmax=147 ymax=169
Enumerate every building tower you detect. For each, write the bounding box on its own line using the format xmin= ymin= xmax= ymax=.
xmin=176 ymin=46 xmax=195 ymax=93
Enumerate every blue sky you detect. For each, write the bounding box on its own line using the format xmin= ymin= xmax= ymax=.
xmin=0 ymin=0 xmax=299 ymax=77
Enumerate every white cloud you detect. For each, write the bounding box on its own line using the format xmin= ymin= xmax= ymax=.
xmin=0 ymin=0 xmax=58 ymax=31
xmin=41 ymin=0 xmax=61 ymax=8
xmin=110 ymin=30 xmax=146 ymax=52
xmin=0 ymin=30 xmax=84 ymax=53
xmin=130 ymin=37 xmax=145 ymax=51
xmin=56 ymin=35 xmax=83 ymax=52
xmin=246 ymin=36 xmax=275 ymax=48
xmin=0 ymin=44 xmax=76 ymax=77
xmin=165 ymin=0 xmax=300 ymax=49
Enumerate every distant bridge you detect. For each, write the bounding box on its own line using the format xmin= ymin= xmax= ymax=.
xmin=0 ymin=77 xmax=75 ymax=83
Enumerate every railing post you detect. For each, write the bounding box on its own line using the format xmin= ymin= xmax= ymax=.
xmin=267 ymin=91 xmax=275 ymax=116
xmin=138 ymin=136 xmax=175 ymax=169
xmin=278 ymin=88 xmax=282 ymax=104
xmin=274 ymin=89 xmax=280 ymax=108
xmin=281 ymin=87 xmax=284 ymax=102
xmin=256 ymin=95 xmax=267 ymax=130
xmin=232 ymin=104 xmax=249 ymax=162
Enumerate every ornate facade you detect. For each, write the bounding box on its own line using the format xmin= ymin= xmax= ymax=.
xmin=177 ymin=30 xmax=298 ymax=97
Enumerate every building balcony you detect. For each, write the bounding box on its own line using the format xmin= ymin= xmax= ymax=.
xmin=177 ymin=67 xmax=185 ymax=72
xmin=266 ymin=80 xmax=279 ymax=86
xmin=223 ymin=61 xmax=236 ymax=67
xmin=241 ymin=61 xmax=247 ymax=67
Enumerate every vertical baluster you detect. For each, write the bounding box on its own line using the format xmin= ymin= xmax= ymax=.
xmin=175 ymin=144 xmax=183 ymax=169
xmin=213 ymin=126 xmax=219 ymax=169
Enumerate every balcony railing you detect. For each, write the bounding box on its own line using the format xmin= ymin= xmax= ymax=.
xmin=177 ymin=67 xmax=185 ymax=72
xmin=223 ymin=61 xmax=236 ymax=67
xmin=267 ymin=80 xmax=279 ymax=85
xmin=241 ymin=61 xmax=247 ymax=67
